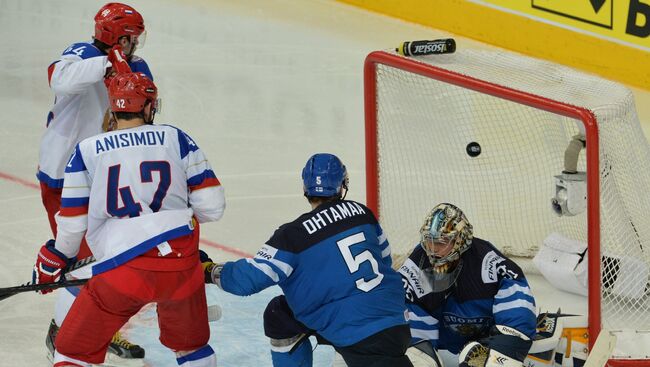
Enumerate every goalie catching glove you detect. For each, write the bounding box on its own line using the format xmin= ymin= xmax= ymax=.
xmin=459 ymin=325 xmax=531 ymax=367
xmin=199 ymin=249 xmax=224 ymax=286
xmin=32 ymin=239 xmax=75 ymax=294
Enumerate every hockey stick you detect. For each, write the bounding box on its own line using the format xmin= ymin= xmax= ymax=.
xmin=584 ymin=330 xmax=617 ymax=367
xmin=0 ymin=256 xmax=95 ymax=302
xmin=0 ymin=278 xmax=89 ymax=301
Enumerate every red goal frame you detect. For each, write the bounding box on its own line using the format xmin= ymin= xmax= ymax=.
xmin=362 ymin=50 xmax=639 ymax=365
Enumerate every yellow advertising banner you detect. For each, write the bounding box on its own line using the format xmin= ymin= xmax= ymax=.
xmin=475 ymin=0 xmax=649 ymax=50
xmin=338 ymin=0 xmax=650 ymax=89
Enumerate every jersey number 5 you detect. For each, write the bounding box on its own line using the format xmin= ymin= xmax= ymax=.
xmin=107 ymin=161 xmax=171 ymax=217
xmin=337 ymin=232 xmax=384 ymax=292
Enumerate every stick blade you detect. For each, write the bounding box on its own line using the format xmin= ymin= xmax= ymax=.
xmin=584 ymin=330 xmax=617 ymax=367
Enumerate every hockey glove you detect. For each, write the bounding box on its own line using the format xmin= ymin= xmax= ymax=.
xmin=459 ymin=342 xmax=522 ymax=367
xmin=108 ymin=45 xmax=131 ymax=73
xmin=199 ymin=249 xmax=215 ymax=283
xmin=199 ymin=249 xmax=224 ymax=286
xmin=33 ymin=240 xmax=75 ymax=294
xmin=459 ymin=324 xmax=532 ymax=367
xmin=104 ymin=45 xmax=131 ymax=88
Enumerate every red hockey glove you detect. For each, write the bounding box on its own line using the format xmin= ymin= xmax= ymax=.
xmin=108 ymin=45 xmax=131 ymax=73
xmin=32 ymin=240 xmax=74 ymax=294
xmin=104 ymin=45 xmax=131 ymax=88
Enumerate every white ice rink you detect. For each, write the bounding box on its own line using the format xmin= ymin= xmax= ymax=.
xmin=1 ymin=1 xmax=650 ymax=366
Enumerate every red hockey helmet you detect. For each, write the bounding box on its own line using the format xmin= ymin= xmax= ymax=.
xmin=94 ymin=3 xmax=145 ymax=46
xmin=108 ymin=72 xmax=157 ymax=113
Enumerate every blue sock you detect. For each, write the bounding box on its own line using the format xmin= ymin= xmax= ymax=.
xmin=271 ymin=338 xmax=313 ymax=367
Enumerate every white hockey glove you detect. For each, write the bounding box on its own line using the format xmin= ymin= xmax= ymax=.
xmin=459 ymin=342 xmax=522 ymax=367
xmin=459 ymin=325 xmax=531 ymax=367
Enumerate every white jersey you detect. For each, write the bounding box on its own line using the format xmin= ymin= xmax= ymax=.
xmin=38 ymin=41 xmax=153 ymax=188
xmin=54 ymin=124 xmax=225 ymax=275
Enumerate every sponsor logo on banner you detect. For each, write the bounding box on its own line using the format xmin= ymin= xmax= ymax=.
xmin=532 ymin=0 xmax=613 ymax=28
xmin=474 ymin=0 xmax=650 ymax=50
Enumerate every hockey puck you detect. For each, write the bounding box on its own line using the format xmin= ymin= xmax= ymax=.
xmin=466 ymin=142 xmax=481 ymax=157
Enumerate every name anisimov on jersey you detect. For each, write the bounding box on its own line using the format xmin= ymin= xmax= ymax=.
xmin=95 ymin=130 xmax=166 ymax=154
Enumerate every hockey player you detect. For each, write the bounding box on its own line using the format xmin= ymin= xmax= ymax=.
xmin=400 ymin=203 xmax=537 ymax=367
xmin=38 ymin=2 xmax=154 ymax=359
xmin=202 ymin=153 xmax=413 ymax=367
xmin=32 ymin=72 xmax=225 ymax=367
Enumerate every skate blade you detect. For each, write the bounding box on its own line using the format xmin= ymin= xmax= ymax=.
xmin=46 ymin=349 xmax=145 ymax=367
xmin=96 ymin=353 xmax=146 ymax=367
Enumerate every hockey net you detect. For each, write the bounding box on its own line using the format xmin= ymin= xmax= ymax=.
xmin=364 ymin=49 xmax=650 ymax=365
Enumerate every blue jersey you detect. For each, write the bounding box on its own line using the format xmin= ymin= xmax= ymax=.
xmin=220 ymin=199 xmax=408 ymax=346
xmin=400 ymin=239 xmax=536 ymax=354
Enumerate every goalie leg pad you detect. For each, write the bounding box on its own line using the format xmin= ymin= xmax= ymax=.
xmin=408 ymin=341 xmax=444 ymax=367
xmin=524 ymin=313 xmax=588 ymax=367
xmin=555 ymin=326 xmax=588 ymax=366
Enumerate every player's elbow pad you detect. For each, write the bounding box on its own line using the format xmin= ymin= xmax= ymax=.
xmin=191 ymin=186 xmax=226 ymax=223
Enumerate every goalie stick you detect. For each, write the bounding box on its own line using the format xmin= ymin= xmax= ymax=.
xmin=0 ymin=256 xmax=95 ymax=302
xmin=584 ymin=330 xmax=617 ymax=367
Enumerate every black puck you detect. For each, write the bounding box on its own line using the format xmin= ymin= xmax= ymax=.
xmin=466 ymin=142 xmax=481 ymax=157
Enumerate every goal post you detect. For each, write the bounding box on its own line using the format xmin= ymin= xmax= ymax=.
xmin=364 ymin=49 xmax=650 ymax=366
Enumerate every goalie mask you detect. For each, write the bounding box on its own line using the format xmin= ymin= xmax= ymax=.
xmin=420 ymin=203 xmax=473 ymax=274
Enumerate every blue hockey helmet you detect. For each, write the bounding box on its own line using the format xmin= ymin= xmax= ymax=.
xmin=302 ymin=153 xmax=348 ymax=198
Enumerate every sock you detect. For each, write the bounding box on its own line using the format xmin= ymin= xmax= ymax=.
xmin=271 ymin=338 xmax=313 ymax=367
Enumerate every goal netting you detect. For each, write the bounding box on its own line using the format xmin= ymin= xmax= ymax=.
xmin=364 ymin=49 xmax=650 ymax=364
